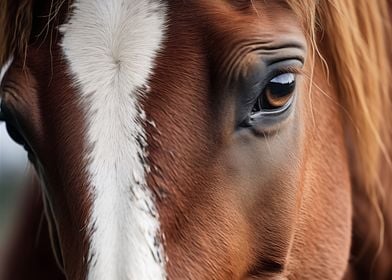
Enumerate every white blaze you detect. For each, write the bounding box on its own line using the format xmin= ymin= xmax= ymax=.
xmin=60 ymin=0 xmax=166 ymax=279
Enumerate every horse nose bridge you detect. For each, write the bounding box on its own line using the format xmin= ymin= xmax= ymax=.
xmin=59 ymin=0 xmax=168 ymax=279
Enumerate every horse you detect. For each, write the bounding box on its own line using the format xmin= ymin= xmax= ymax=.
xmin=0 ymin=0 xmax=391 ymax=279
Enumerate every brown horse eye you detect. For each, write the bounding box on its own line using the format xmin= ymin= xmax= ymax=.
xmin=252 ymin=73 xmax=296 ymax=113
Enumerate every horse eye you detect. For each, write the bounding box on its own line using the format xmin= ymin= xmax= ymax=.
xmin=0 ymin=101 xmax=28 ymax=147
xmin=252 ymin=73 xmax=296 ymax=114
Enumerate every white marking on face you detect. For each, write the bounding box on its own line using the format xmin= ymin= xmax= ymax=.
xmin=60 ymin=0 xmax=166 ymax=279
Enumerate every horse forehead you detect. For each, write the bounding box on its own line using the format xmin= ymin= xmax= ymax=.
xmin=60 ymin=0 xmax=166 ymax=89
xmin=61 ymin=0 xmax=168 ymax=279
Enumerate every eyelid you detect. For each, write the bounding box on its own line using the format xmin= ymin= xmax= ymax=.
xmin=248 ymin=64 xmax=303 ymax=89
xmin=267 ymin=55 xmax=305 ymax=66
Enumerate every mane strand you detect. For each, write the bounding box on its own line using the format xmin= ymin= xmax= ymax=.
xmin=0 ymin=0 xmax=33 ymax=67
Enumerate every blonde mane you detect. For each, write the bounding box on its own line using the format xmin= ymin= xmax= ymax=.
xmin=289 ymin=0 xmax=392 ymax=196
xmin=288 ymin=0 xmax=392 ymax=264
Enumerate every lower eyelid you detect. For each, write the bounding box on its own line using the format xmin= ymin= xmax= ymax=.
xmin=253 ymin=95 xmax=295 ymax=117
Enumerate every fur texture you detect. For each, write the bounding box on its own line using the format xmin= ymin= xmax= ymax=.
xmin=60 ymin=0 xmax=167 ymax=279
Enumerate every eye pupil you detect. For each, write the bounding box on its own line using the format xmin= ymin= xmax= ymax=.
xmin=254 ymin=73 xmax=296 ymax=113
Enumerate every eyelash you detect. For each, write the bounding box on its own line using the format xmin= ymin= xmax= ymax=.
xmin=265 ymin=66 xmax=302 ymax=83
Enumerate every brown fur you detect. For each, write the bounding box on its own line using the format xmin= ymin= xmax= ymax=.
xmin=0 ymin=0 xmax=391 ymax=279
xmin=1 ymin=1 xmax=91 ymax=279
xmin=1 ymin=174 xmax=65 ymax=280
